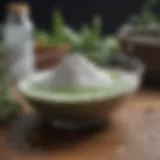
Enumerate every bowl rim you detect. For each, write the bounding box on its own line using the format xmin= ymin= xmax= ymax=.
xmin=17 ymin=68 xmax=140 ymax=104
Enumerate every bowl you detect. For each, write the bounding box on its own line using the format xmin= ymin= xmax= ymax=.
xmin=17 ymin=58 xmax=144 ymax=122
xmin=35 ymin=42 xmax=71 ymax=70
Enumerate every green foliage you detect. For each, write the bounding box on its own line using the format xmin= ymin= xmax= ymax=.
xmin=85 ymin=36 xmax=122 ymax=66
xmin=140 ymin=0 xmax=158 ymax=26
xmin=126 ymin=0 xmax=159 ymax=28
xmin=78 ymin=16 xmax=102 ymax=52
xmin=35 ymin=10 xmax=122 ymax=65
xmin=0 ymin=42 xmax=3 ymax=57
xmin=34 ymin=30 xmax=50 ymax=44
xmin=52 ymin=9 xmax=66 ymax=36
xmin=0 ymin=99 xmax=20 ymax=122
xmin=0 ymin=56 xmax=21 ymax=122
xmin=0 ymin=79 xmax=21 ymax=122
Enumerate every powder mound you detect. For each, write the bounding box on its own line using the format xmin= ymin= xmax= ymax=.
xmin=52 ymin=53 xmax=113 ymax=87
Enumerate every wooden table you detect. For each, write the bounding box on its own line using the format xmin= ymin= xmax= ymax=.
xmin=0 ymin=90 xmax=160 ymax=160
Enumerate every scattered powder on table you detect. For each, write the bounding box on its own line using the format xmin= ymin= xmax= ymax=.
xmin=52 ymin=53 xmax=113 ymax=87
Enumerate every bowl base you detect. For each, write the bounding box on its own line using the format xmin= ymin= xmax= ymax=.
xmin=10 ymin=114 xmax=108 ymax=151
xmin=50 ymin=118 xmax=107 ymax=131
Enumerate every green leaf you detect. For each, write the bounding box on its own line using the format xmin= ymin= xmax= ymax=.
xmin=124 ymin=0 xmax=158 ymax=29
xmin=34 ymin=30 xmax=50 ymax=44
xmin=142 ymin=0 xmax=158 ymax=12
xmin=53 ymin=9 xmax=66 ymax=36
xmin=82 ymin=36 xmax=119 ymax=66
xmin=92 ymin=15 xmax=102 ymax=39
xmin=63 ymin=27 xmax=83 ymax=50
xmin=80 ymin=16 xmax=102 ymax=53
xmin=140 ymin=0 xmax=158 ymax=25
xmin=0 ymin=100 xmax=20 ymax=122
xmin=0 ymin=41 xmax=3 ymax=57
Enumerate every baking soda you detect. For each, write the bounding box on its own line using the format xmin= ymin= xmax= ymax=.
xmin=52 ymin=53 xmax=113 ymax=87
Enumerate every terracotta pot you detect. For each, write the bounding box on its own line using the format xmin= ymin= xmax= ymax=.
xmin=35 ymin=41 xmax=71 ymax=70
xmin=119 ymin=34 xmax=160 ymax=84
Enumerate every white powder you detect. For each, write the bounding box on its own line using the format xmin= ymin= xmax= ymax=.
xmin=52 ymin=53 xmax=113 ymax=87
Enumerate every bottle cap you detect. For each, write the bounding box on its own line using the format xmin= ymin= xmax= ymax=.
xmin=7 ymin=2 xmax=30 ymax=15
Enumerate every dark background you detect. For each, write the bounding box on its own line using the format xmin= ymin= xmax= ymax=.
xmin=1 ymin=0 xmax=158 ymax=34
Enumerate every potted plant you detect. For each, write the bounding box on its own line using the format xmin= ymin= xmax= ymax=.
xmin=35 ymin=10 xmax=122 ymax=69
xmin=35 ymin=10 xmax=71 ymax=70
xmin=117 ymin=0 xmax=160 ymax=84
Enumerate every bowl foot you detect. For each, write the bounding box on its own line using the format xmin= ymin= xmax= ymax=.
xmin=50 ymin=118 xmax=107 ymax=132
xmin=10 ymin=114 xmax=108 ymax=151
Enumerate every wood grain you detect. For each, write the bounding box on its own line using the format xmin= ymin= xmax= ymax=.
xmin=0 ymin=91 xmax=160 ymax=160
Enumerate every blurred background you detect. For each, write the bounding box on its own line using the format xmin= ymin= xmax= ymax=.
xmin=1 ymin=0 xmax=158 ymax=34
xmin=1 ymin=1 xmax=160 ymax=160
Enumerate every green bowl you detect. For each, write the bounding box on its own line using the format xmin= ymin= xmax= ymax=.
xmin=17 ymin=69 xmax=141 ymax=121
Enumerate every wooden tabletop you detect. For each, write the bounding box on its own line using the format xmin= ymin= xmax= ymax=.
xmin=0 ymin=90 xmax=160 ymax=160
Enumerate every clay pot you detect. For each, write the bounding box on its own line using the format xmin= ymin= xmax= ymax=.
xmin=119 ymin=34 xmax=160 ymax=84
xmin=35 ymin=40 xmax=71 ymax=70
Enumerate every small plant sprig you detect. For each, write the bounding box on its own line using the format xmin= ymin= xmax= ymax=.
xmin=118 ymin=0 xmax=160 ymax=37
xmin=140 ymin=0 xmax=158 ymax=26
xmin=127 ymin=0 xmax=159 ymax=28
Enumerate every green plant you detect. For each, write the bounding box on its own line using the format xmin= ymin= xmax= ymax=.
xmin=140 ymin=0 xmax=158 ymax=25
xmin=35 ymin=10 xmax=122 ymax=65
xmin=71 ymin=16 xmax=122 ymax=65
xmin=34 ymin=9 xmax=75 ymax=46
xmin=127 ymin=0 xmax=159 ymax=27
xmin=0 ymin=55 xmax=21 ymax=122
xmin=0 ymin=42 xmax=3 ymax=57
